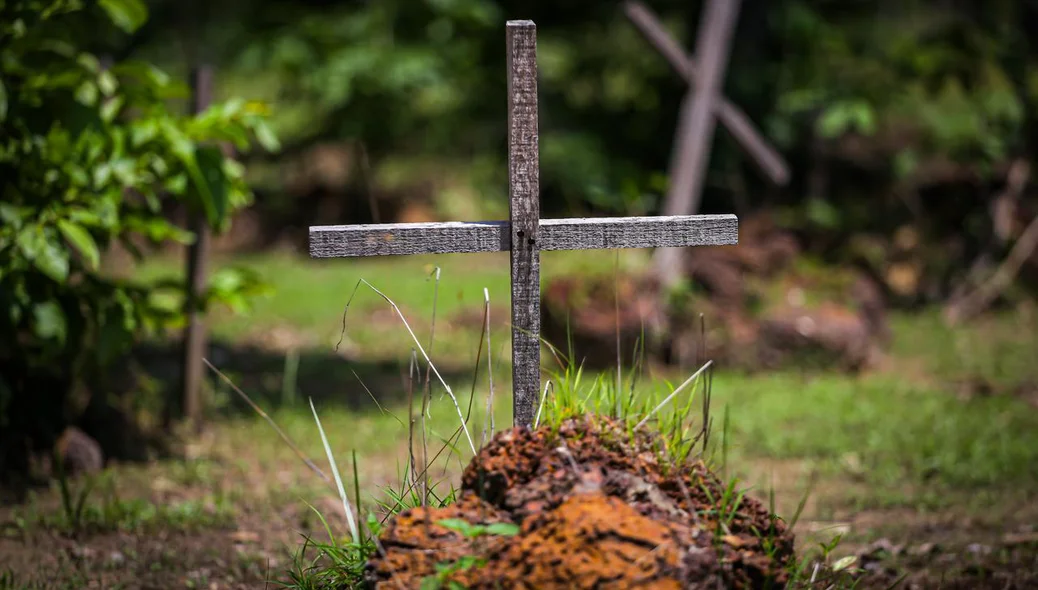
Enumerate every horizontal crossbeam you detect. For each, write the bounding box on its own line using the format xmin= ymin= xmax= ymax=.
xmin=309 ymin=214 xmax=737 ymax=258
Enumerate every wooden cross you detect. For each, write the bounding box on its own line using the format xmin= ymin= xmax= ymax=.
xmin=308 ymin=20 xmax=739 ymax=428
xmin=622 ymin=0 xmax=789 ymax=285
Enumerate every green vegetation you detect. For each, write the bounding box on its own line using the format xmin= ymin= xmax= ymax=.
xmin=0 ymin=0 xmax=277 ymax=476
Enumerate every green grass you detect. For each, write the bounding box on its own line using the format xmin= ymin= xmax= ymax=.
xmin=715 ymin=372 xmax=1038 ymax=502
xmin=139 ymin=249 xmax=1038 ymax=508
xmin=13 ymin=472 xmax=237 ymax=535
xmin=134 ymin=249 xmax=648 ymax=360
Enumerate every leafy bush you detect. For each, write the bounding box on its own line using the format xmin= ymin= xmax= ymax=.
xmin=0 ymin=0 xmax=278 ymax=475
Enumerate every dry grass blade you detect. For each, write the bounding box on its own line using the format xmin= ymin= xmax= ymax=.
xmin=614 ymin=250 xmax=622 ymax=418
xmin=203 ymin=358 xmax=331 ymax=487
xmin=481 ymin=287 xmax=496 ymax=446
xmin=635 ymin=360 xmax=713 ymax=431
xmin=351 ymin=369 xmax=404 ymax=428
xmin=463 ymin=287 xmax=489 ymax=449
xmin=423 ymin=267 xmax=440 ymax=412
xmin=338 ymin=278 xmax=477 ymax=455
xmin=533 ymin=381 xmax=554 ymax=429
xmin=308 ymin=397 xmax=360 ymax=543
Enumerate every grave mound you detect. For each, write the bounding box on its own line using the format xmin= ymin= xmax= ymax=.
xmin=365 ymin=416 xmax=795 ymax=589
xmin=542 ymin=214 xmax=889 ymax=372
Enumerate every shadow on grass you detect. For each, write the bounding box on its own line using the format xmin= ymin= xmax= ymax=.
xmin=53 ymin=337 xmax=481 ymax=486
xmin=125 ymin=338 xmax=477 ymax=418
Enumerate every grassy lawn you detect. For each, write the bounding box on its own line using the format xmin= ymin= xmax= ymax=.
xmin=3 ymin=249 xmax=1037 ymax=588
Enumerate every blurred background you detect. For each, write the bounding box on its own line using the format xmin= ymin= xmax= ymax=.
xmin=2 ymin=0 xmax=1038 ymax=587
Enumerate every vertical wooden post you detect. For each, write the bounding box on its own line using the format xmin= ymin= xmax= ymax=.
xmin=654 ymin=0 xmax=742 ymax=285
xmin=181 ymin=65 xmax=214 ymax=432
xmin=506 ymin=21 xmax=540 ymax=428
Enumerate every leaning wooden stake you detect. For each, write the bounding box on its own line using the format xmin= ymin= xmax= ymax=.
xmin=654 ymin=0 xmax=743 ymax=286
xmin=623 ymin=0 xmax=788 ymax=186
xmin=180 ymin=65 xmax=214 ymax=432
xmin=507 ymin=21 xmax=541 ymax=428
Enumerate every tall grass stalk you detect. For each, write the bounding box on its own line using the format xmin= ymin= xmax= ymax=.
xmin=204 ymin=358 xmax=331 ymax=486
xmin=337 ymin=278 xmax=476 ymax=455
xmin=480 ymin=288 xmax=496 ymax=446
xmin=308 ymin=397 xmax=359 ymax=543
xmin=635 ymin=360 xmax=713 ymax=431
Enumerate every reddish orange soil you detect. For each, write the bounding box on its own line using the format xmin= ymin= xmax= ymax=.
xmin=366 ymin=416 xmax=796 ymax=589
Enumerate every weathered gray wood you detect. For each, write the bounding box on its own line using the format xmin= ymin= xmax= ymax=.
xmin=655 ymin=0 xmax=742 ymax=286
xmin=309 ymin=214 xmax=737 ymax=258
xmin=310 ymin=221 xmax=508 ymax=257
xmin=507 ymin=20 xmax=540 ymax=428
xmin=540 ymin=214 xmax=736 ymax=250
xmin=623 ymin=0 xmax=789 ymax=186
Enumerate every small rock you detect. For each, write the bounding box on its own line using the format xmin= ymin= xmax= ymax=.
xmin=908 ymin=542 xmax=938 ymax=556
xmin=69 ymin=545 xmax=96 ymax=560
xmin=860 ymin=537 xmax=903 ymax=560
xmin=230 ymin=530 xmax=260 ymax=544
xmin=55 ymin=427 xmax=104 ymax=476
xmin=966 ymin=543 xmax=992 ymax=556
xmin=107 ymin=551 xmax=125 ymax=566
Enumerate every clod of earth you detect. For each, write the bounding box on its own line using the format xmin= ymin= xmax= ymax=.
xmin=365 ymin=416 xmax=795 ymax=589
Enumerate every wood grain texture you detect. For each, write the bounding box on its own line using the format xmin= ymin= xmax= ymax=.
xmin=624 ymin=0 xmax=788 ymax=186
xmin=308 ymin=214 xmax=738 ymax=258
xmin=309 ymin=220 xmax=509 ymax=257
xmin=542 ymin=214 xmax=737 ymax=251
xmin=507 ymin=20 xmax=540 ymax=428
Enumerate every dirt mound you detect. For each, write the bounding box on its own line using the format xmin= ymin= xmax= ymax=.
xmin=542 ymin=273 xmax=666 ymax=368
xmin=365 ymin=417 xmax=795 ymax=589
xmin=541 ymin=213 xmax=889 ymax=372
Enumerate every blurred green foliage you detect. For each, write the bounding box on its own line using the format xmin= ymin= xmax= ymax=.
xmin=112 ymin=0 xmax=1037 ymax=225
xmin=0 ymin=0 xmax=277 ymax=472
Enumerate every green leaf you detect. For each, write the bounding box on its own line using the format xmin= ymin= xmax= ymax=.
xmin=131 ymin=119 xmax=159 ymax=146
xmin=125 ymin=216 xmax=194 ymax=244
xmin=35 ymin=238 xmax=70 ymax=283
xmin=806 ymin=197 xmax=840 ymax=230
xmin=0 ymin=78 xmax=7 ymax=122
xmin=253 ymin=120 xmax=280 ymax=152
xmin=112 ymin=61 xmax=173 ymax=93
xmin=101 ymin=96 xmax=124 ymax=122
xmin=832 ymin=555 xmax=857 ymax=572
xmin=816 ymin=105 xmax=851 ymax=138
xmin=99 ymin=0 xmax=148 ymax=33
xmin=57 ymin=220 xmax=100 ymax=270
xmin=33 ymin=301 xmax=67 ymax=345
xmin=98 ymin=70 xmax=118 ymax=96
xmin=484 ymin=522 xmax=519 ymax=537
xmin=74 ymin=81 xmax=99 ymax=106
xmin=16 ymin=228 xmax=69 ymax=283
xmin=77 ymin=54 xmax=101 ymax=73
xmin=193 ymin=145 xmax=229 ymax=226
xmin=0 ymin=203 xmax=24 ymax=227
xmin=98 ymin=301 xmax=132 ymax=365
xmin=436 ymin=518 xmax=473 ymax=535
